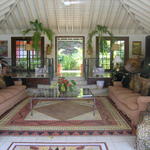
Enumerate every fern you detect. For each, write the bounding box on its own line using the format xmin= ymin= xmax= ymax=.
xmin=22 ymin=19 xmax=54 ymax=51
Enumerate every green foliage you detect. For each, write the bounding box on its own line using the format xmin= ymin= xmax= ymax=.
xmin=87 ymin=25 xmax=113 ymax=55
xmin=58 ymin=47 xmax=82 ymax=70
xmin=22 ymin=19 xmax=54 ymax=51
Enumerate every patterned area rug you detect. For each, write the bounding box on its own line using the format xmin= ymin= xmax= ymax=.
xmin=0 ymin=97 xmax=132 ymax=136
xmin=7 ymin=142 xmax=108 ymax=150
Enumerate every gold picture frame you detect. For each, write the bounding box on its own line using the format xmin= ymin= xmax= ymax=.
xmin=132 ymin=41 xmax=142 ymax=55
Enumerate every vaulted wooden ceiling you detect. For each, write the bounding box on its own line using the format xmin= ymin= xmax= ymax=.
xmin=0 ymin=0 xmax=149 ymax=34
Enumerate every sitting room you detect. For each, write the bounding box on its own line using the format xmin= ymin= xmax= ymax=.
xmin=0 ymin=0 xmax=150 ymax=150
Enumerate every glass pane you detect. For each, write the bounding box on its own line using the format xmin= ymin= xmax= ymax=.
xmin=99 ymin=40 xmax=111 ymax=70
xmin=113 ymin=40 xmax=125 ymax=65
xmin=15 ymin=40 xmax=42 ymax=70
xmin=57 ymin=37 xmax=84 ymax=77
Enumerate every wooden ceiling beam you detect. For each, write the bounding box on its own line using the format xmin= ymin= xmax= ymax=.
xmin=0 ymin=0 xmax=20 ymax=26
xmin=120 ymin=0 xmax=149 ymax=33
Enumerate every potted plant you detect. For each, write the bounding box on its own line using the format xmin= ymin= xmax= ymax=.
xmin=22 ymin=19 xmax=54 ymax=51
xmin=87 ymin=25 xmax=113 ymax=56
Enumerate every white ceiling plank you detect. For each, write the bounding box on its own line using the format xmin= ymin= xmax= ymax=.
xmin=88 ymin=0 xmax=94 ymax=31
xmin=118 ymin=10 xmax=128 ymax=33
xmin=111 ymin=4 xmax=122 ymax=29
xmin=0 ymin=7 xmax=10 ymax=18
xmin=24 ymin=0 xmax=33 ymax=21
xmin=32 ymin=0 xmax=41 ymax=21
xmin=10 ymin=12 xmax=21 ymax=30
xmin=120 ymin=0 xmax=149 ymax=33
xmin=124 ymin=0 xmax=150 ymax=17
xmin=43 ymin=0 xmax=50 ymax=28
xmin=136 ymin=0 xmax=150 ymax=10
xmin=108 ymin=2 xmax=120 ymax=31
xmin=104 ymin=0 xmax=113 ymax=26
xmin=0 ymin=0 xmax=10 ymax=5
xmin=0 ymin=0 xmax=15 ymax=10
xmin=0 ymin=0 xmax=20 ymax=25
xmin=17 ymin=2 xmax=29 ymax=27
xmin=0 ymin=0 xmax=149 ymax=34
xmin=53 ymin=0 xmax=60 ymax=33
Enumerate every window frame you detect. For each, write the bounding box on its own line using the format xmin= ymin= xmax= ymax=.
xmin=11 ymin=37 xmax=44 ymax=70
xmin=55 ymin=36 xmax=85 ymax=72
xmin=96 ymin=36 xmax=129 ymax=70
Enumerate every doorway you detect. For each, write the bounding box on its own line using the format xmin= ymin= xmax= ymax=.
xmin=55 ymin=36 xmax=85 ymax=77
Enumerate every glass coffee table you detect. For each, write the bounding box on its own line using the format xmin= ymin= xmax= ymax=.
xmin=28 ymin=88 xmax=96 ymax=116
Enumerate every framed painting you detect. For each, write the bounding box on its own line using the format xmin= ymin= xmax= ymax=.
xmin=0 ymin=41 xmax=8 ymax=57
xmin=132 ymin=41 xmax=141 ymax=55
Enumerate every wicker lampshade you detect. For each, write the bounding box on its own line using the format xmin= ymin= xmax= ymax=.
xmin=111 ymin=44 xmax=120 ymax=51
xmin=25 ymin=43 xmax=32 ymax=51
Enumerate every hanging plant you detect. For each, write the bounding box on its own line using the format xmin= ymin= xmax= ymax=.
xmin=22 ymin=19 xmax=54 ymax=51
xmin=87 ymin=25 xmax=113 ymax=56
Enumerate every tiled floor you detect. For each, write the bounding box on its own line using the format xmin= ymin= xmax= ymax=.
xmin=0 ymin=135 xmax=136 ymax=150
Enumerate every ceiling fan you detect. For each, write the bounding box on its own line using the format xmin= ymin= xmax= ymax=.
xmin=62 ymin=0 xmax=84 ymax=6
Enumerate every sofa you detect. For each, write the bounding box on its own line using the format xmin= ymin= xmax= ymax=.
xmin=137 ymin=109 xmax=150 ymax=150
xmin=0 ymin=81 xmax=27 ymax=116
xmin=108 ymin=78 xmax=150 ymax=125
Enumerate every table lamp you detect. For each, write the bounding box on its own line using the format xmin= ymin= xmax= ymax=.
xmin=113 ymin=56 xmax=122 ymax=71
xmin=111 ymin=44 xmax=120 ymax=51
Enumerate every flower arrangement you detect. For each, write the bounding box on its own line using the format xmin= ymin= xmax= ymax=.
xmin=57 ymin=77 xmax=76 ymax=93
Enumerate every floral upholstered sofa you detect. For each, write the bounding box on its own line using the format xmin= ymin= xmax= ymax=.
xmin=108 ymin=77 xmax=150 ymax=125
xmin=0 ymin=80 xmax=27 ymax=116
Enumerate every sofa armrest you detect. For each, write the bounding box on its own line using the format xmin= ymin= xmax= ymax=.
xmin=14 ymin=80 xmax=22 ymax=86
xmin=137 ymin=96 xmax=150 ymax=111
xmin=113 ymin=81 xmax=122 ymax=87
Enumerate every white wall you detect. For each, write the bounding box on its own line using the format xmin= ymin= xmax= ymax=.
xmin=0 ymin=33 xmax=147 ymax=59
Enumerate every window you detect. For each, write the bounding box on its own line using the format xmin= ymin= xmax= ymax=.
xmin=55 ymin=36 xmax=85 ymax=76
xmin=11 ymin=37 xmax=44 ymax=71
xmin=96 ymin=37 xmax=129 ymax=70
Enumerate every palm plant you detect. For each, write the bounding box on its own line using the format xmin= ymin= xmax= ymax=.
xmin=87 ymin=25 xmax=113 ymax=55
xmin=22 ymin=19 xmax=54 ymax=51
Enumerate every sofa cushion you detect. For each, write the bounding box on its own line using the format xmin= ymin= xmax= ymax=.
xmin=141 ymin=82 xmax=150 ymax=96
xmin=116 ymin=92 xmax=140 ymax=110
xmin=7 ymin=85 xmax=26 ymax=91
xmin=134 ymin=76 xmax=142 ymax=93
xmin=0 ymin=90 xmax=14 ymax=104
xmin=111 ymin=86 xmax=133 ymax=94
xmin=0 ymin=76 xmax=6 ymax=89
xmin=124 ymin=98 xmax=139 ymax=110
xmin=0 ymin=86 xmax=26 ymax=104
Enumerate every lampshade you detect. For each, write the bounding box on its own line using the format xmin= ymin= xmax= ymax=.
xmin=111 ymin=44 xmax=120 ymax=51
xmin=113 ymin=56 xmax=122 ymax=64
xmin=25 ymin=43 xmax=32 ymax=51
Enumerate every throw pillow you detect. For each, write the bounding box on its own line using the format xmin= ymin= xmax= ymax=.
xmin=3 ymin=76 xmax=14 ymax=87
xmin=141 ymin=82 xmax=150 ymax=96
xmin=122 ymin=73 xmax=131 ymax=88
xmin=0 ymin=76 xmax=6 ymax=88
xmin=133 ymin=75 xmax=142 ymax=93
xmin=129 ymin=75 xmax=135 ymax=90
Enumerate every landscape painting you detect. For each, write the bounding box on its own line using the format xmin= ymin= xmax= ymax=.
xmin=132 ymin=41 xmax=141 ymax=55
xmin=0 ymin=40 xmax=8 ymax=57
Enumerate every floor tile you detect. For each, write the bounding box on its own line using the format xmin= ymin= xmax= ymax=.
xmin=0 ymin=135 xmax=136 ymax=150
